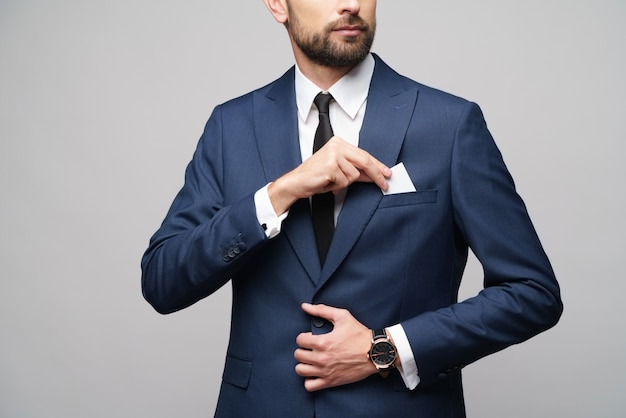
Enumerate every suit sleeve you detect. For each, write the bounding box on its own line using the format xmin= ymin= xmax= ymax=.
xmin=141 ymin=105 xmax=268 ymax=314
xmin=401 ymin=102 xmax=563 ymax=386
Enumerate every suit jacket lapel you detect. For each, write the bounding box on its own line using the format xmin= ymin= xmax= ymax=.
xmin=254 ymin=68 xmax=301 ymax=182
xmin=253 ymin=68 xmax=322 ymax=283
xmin=319 ymin=56 xmax=420 ymax=286
xmin=253 ymin=58 xmax=419 ymax=287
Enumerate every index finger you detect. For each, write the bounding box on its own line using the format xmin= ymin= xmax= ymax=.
xmin=347 ymin=150 xmax=391 ymax=191
xmin=295 ymin=331 xmax=315 ymax=350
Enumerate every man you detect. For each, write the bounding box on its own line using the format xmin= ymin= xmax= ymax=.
xmin=141 ymin=0 xmax=563 ymax=416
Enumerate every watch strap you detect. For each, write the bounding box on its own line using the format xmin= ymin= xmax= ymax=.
xmin=372 ymin=329 xmax=387 ymax=340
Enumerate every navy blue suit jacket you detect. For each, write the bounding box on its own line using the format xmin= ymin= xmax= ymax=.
xmin=141 ymin=55 xmax=562 ymax=417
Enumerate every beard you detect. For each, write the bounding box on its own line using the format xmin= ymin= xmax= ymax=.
xmin=287 ymin=13 xmax=376 ymax=68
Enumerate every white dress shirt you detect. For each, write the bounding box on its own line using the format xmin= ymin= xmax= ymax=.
xmin=253 ymin=54 xmax=419 ymax=390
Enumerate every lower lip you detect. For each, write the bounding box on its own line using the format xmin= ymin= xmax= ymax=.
xmin=335 ymin=29 xmax=362 ymax=37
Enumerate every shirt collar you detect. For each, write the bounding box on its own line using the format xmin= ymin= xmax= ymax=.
xmin=295 ymin=53 xmax=375 ymax=122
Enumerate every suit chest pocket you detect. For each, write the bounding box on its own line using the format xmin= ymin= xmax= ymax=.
xmin=378 ymin=189 xmax=438 ymax=209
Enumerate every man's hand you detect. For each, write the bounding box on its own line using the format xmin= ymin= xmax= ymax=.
xmin=268 ymin=137 xmax=391 ymax=215
xmin=294 ymin=303 xmax=377 ymax=392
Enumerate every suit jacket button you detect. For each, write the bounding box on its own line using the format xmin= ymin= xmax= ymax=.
xmin=312 ymin=318 xmax=326 ymax=328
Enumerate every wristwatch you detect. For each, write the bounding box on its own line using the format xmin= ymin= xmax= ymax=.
xmin=368 ymin=329 xmax=397 ymax=377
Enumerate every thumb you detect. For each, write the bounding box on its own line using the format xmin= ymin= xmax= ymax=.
xmin=301 ymin=303 xmax=336 ymax=323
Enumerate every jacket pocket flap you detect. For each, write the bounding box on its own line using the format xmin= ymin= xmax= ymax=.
xmin=222 ymin=355 xmax=252 ymax=389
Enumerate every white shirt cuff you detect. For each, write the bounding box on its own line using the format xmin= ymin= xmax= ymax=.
xmin=387 ymin=324 xmax=420 ymax=390
xmin=254 ymin=183 xmax=288 ymax=239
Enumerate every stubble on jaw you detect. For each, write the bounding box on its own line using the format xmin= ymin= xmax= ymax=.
xmin=287 ymin=12 xmax=376 ymax=68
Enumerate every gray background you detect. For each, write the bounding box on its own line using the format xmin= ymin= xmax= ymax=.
xmin=1 ymin=1 xmax=624 ymax=417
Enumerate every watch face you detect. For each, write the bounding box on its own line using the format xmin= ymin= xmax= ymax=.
xmin=370 ymin=341 xmax=396 ymax=367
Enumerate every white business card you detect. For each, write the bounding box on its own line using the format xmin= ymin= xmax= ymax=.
xmin=383 ymin=162 xmax=417 ymax=195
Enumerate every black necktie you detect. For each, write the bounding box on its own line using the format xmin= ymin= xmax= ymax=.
xmin=312 ymin=92 xmax=335 ymax=265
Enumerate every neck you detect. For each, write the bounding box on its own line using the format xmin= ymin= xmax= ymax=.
xmin=291 ymin=43 xmax=356 ymax=91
